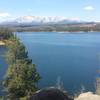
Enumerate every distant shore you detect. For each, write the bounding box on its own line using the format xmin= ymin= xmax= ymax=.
xmin=15 ymin=30 xmax=100 ymax=33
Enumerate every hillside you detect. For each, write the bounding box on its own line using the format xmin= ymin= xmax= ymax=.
xmin=0 ymin=22 xmax=100 ymax=32
xmin=0 ymin=16 xmax=100 ymax=32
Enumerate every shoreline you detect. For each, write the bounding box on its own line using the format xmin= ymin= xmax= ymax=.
xmin=16 ymin=30 xmax=100 ymax=33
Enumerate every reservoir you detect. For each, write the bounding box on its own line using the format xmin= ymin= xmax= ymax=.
xmin=0 ymin=46 xmax=7 ymax=95
xmin=1 ymin=32 xmax=100 ymax=95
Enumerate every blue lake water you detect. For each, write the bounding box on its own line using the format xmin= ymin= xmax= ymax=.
xmin=1 ymin=32 xmax=100 ymax=95
xmin=0 ymin=46 xmax=7 ymax=95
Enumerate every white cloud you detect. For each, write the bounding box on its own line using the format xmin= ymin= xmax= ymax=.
xmin=0 ymin=12 xmax=13 ymax=22
xmin=68 ymin=18 xmax=80 ymax=21
xmin=0 ymin=12 xmax=10 ymax=17
xmin=84 ymin=6 xmax=94 ymax=11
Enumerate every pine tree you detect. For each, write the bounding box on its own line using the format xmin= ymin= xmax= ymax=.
xmin=3 ymin=32 xmax=40 ymax=99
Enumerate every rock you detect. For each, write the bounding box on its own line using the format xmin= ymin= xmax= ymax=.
xmin=29 ymin=87 xmax=73 ymax=100
xmin=75 ymin=92 xmax=100 ymax=100
xmin=0 ymin=41 xmax=5 ymax=46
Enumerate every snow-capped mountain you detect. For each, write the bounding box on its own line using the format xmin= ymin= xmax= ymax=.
xmin=16 ymin=16 xmax=80 ymax=24
xmin=0 ymin=16 xmax=80 ymax=25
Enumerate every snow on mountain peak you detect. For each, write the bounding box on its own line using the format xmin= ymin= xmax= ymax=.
xmin=16 ymin=16 xmax=80 ymax=23
xmin=0 ymin=15 xmax=81 ymax=24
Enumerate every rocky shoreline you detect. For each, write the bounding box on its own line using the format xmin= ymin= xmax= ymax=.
xmin=28 ymin=87 xmax=100 ymax=100
xmin=75 ymin=92 xmax=100 ymax=100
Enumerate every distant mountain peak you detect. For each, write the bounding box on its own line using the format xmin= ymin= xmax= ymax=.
xmin=0 ymin=15 xmax=81 ymax=25
xmin=16 ymin=16 xmax=80 ymax=24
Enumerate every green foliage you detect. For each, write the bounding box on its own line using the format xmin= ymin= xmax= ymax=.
xmin=20 ymin=97 xmax=27 ymax=100
xmin=4 ymin=60 xmax=40 ymax=94
xmin=0 ymin=28 xmax=13 ymax=40
xmin=3 ymin=30 xmax=40 ymax=99
xmin=5 ymin=38 xmax=28 ymax=64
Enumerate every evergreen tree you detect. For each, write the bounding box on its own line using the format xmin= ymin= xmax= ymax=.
xmin=3 ymin=30 xmax=40 ymax=99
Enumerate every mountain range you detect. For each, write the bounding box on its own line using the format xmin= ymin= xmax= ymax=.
xmin=0 ymin=16 xmax=81 ymax=25
xmin=0 ymin=16 xmax=100 ymax=32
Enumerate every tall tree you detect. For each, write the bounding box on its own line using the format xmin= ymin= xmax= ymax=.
xmin=3 ymin=31 xmax=40 ymax=99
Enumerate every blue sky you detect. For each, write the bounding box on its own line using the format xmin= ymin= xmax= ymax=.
xmin=0 ymin=0 xmax=100 ymax=21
